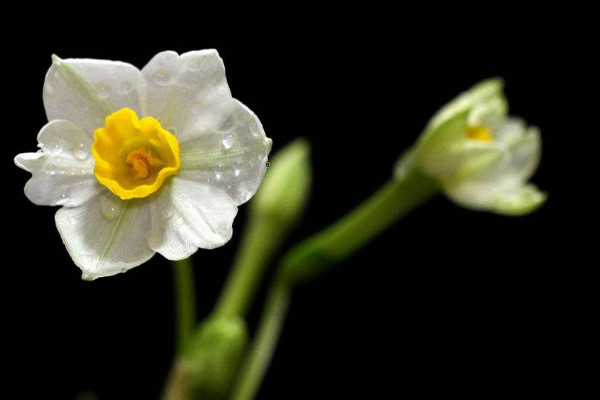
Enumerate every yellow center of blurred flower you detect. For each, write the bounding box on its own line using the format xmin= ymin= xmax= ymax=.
xmin=92 ymin=108 xmax=180 ymax=200
xmin=466 ymin=125 xmax=493 ymax=142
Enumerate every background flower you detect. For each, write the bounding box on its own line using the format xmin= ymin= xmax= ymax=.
xmin=396 ymin=78 xmax=546 ymax=215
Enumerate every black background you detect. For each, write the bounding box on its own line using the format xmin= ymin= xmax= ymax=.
xmin=4 ymin=5 xmax=588 ymax=399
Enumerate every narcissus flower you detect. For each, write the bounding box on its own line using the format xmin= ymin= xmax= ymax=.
xmin=15 ymin=50 xmax=272 ymax=279
xmin=396 ymin=78 xmax=545 ymax=215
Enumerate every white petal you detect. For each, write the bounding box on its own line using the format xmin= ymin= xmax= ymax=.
xmin=139 ymin=49 xmax=232 ymax=142
xmin=507 ymin=127 xmax=541 ymax=181
xmin=14 ymin=120 xmax=101 ymax=207
xmin=425 ymin=78 xmax=505 ymax=134
xmin=55 ymin=192 xmax=154 ymax=279
xmin=492 ymin=117 xmax=527 ymax=145
xmin=178 ymin=100 xmax=272 ymax=205
xmin=44 ymin=56 xmax=141 ymax=135
xmin=443 ymin=133 xmax=541 ymax=213
xmin=147 ymin=177 xmax=238 ymax=260
xmin=493 ymin=184 xmax=547 ymax=216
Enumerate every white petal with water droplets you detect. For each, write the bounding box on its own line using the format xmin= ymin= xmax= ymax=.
xmin=55 ymin=192 xmax=154 ymax=279
xmin=147 ymin=177 xmax=238 ymax=260
xmin=44 ymin=56 xmax=141 ymax=135
xmin=139 ymin=49 xmax=232 ymax=142
xmin=14 ymin=120 xmax=101 ymax=207
xmin=178 ymin=100 xmax=272 ymax=205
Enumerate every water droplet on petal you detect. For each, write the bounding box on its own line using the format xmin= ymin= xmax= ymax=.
xmin=45 ymin=163 xmax=56 ymax=175
xmin=73 ymin=143 xmax=89 ymax=160
xmin=120 ymin=267 xmax=127 ymax=273
xmin=120 ymin=81 xmax=133 ymax=93
xmin=187 ymin=57 xmax=204 ymax=71
xmin=96 ymin=84 xmax=110 ymax=99
xmin=221 ymin=116 xmax=236 ymax=131
xmin=266 ymin=161 xmax=271 ymax=168
xmin=215 ymin=171 xmax=222 ymax=181
xmin=175 ymin=216 xmax=185 ymax=226
xmin=222 ymin=135 xmax=234 ymax=150
xmin=49 ymin=143 xmax=63 ymax=156
xmin=234 ymin=167 xmax=241 ymax=177
xmin=57 ymin=193 xmax=69 ymax=205
xmin=162 ymin=206 xmax=174 ymax=219
xmin=153 ymin=68 xmax=170 ymax=86
xmin=100 ymin=196 xmax=122 ymax=220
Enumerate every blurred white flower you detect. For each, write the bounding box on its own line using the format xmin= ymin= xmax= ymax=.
xmin=15 ymin=50 xmax=272 ymax=279
xmin=396 ymin=78 xmax=545 ymax=215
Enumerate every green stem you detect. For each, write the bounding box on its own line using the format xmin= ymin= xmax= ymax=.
xmin=213 ymin=218 xmax=282 ymax=318
xmin=230 ymin=167 xmax=439 ymax=400
xmin=173 ymin=258 xmax=196 ymax=356
xmin=230 ymin=279 xmax=290 ymax=400
xmin=280 ymin=167 xmax=439 ymax=283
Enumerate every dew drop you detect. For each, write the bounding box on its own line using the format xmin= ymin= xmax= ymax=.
xmin=163 ymin=206 xmax=174 ymax=219
xmin=100 ymin=196 xmax=122 ymax=220
xmin=45 ymin=163 xmax=56 ymax=175
xmin=120 ymin=267 xmax=127 ymax=273
xmin=153 ymin=68 xmax=170 ymax=86
xmin=215 ymin=171 xmax=222 ymax=181
xmin=73 ymin=143 xmax=89 ymax=160
xmin=266 ymin=161 xmax=271 ymax=168
xmin=187 ymin=57 xmax=204 ymax=71
xmin=96 ymin=84 xmax=110 ymax=99
xmin=221 ymin=116 xmax=236 ymax=131
xmin=175 ymin=216 xmax=185 ymax=226
xmin=234 ymin=168 xmax=241 ymax=177
xmin=57 ymin=193 xmax=69 ymax=205
xmin=222 ymin=135 xmax=234 ymax=150
xmin=49 ymin=143 xmax=63 ymax=156
xmin=120 ymin=81 xmax=133 ymax=93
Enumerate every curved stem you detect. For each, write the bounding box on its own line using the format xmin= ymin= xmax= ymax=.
xmin=230 ymin=168 xmax=439 ymax=400
xmin=230 ymin=279 xmax=290 ymax=400
xmin=173 ymin=258 xmax=196 ymax=355
xmin=280 ymin=167 xmax=439 ymax=284
xmin=213 ymin=218 xmax=282 ymax=318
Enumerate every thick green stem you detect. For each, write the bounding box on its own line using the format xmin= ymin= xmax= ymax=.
xmin=280 ymin=167 xmax=439 ymax=283
xmin=173 ymin=258 xmax=196 ymax=356
xmin=230 ymin=280 xmax=290 ymax=400
xmin=213 ymin=218 xmax=282 ymax=318
xmin=231 ymin=168 xmax=439 ymax=400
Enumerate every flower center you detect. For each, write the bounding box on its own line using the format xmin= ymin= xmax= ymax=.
xmin=466 ymin=125 xmax=493 ymax=142
xmin=92 ymin=108 xmax=180 ymax=200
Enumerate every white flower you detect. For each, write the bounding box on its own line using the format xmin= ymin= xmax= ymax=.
xmin=15 ymin=50 xmax=272 ymax=279
xmin=396 ymin=78 xmax=546 ymax=215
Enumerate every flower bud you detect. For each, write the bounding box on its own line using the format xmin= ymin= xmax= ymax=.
xmin=181 ymin=317 xmax=248 ymax=400
xmin=251 ymin=138 xmax=312 ymax=227
xmin=395 ymin=78 xmax=546 ymax=215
